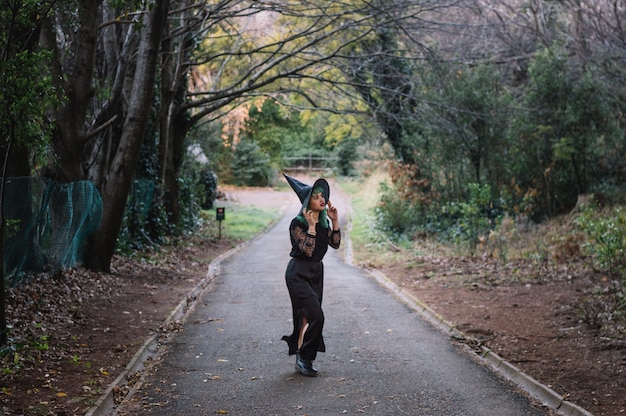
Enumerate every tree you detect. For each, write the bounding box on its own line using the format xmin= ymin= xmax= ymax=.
xmin=156 ymin=0 xmax=203 ymax=226
xmin=346 ymin=24 xmax=419 ymax=165
xmin=0 ymin=0 xmax=57 ymax=346
xmin=511 ymin=46 xmax=623 ymax=217
xmin=32 ymin=0 xmax=626 ymax=273
xmin=146 ymin=0 xmax=455 ymax=234
xmin=87 ymin=1 xmax=170 ymax=270
xmin=40 ymin=1 xmax=170 ymax=271
xmin=418 ymin=62 xmax=513 ymax=199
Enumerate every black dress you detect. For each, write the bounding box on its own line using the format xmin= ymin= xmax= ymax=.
xmin=282 ymin=218 xmax=341 ymax=361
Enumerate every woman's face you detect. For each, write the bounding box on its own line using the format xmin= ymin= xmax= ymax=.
xmin=308 ymin=192 xmax=326 ymax=212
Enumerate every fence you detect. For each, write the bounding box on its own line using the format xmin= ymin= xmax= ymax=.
xmin=2 ymin=177 xmax=102 ymax=285
xmin=282 ymin=155 xmax=338 ymax=172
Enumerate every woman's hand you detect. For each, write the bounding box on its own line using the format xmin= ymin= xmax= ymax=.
xmin=327 ymin=200 xmax=339 ymax=224
xmin=303 ymin=208 xmax=317 ymax=232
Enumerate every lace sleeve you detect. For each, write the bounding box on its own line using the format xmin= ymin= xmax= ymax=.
xmin=328 ymin=228 xmax=341 ymax=249
xmin=291 ymin=225 xmax=316 ymax=257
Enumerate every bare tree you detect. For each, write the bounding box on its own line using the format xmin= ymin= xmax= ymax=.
xmin=86 ymin=1 xmax=171 ymax=270
xmin=41 ymin=1 xmax=170 ymax=271
xmin=37 ymin=0 xmax=520 ymax=272
xmin=154 ymin=0 xmax=457 ymax=225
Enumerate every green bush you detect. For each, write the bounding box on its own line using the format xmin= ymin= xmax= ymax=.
xmin=374 ymin=177 xmax=503 ymax=255
xmin=456 ymin=183 xmax=498 ymax=254
xmin=336 ymin=138 xmax=359 ymax=176
xmin=232 ymin=141 xmax=271 ymax=186
xmin=374 ymin=181 xmax=420 ymax=238
xmin=117 ymin=179 xmax=172 ymax=254
xmin=577 ymin=205 xmax=626 ymax=282
xmin=199 ymin=168 xmax=218 ymax=209
xmin=576 ymin=203 xmax=626 ymax=317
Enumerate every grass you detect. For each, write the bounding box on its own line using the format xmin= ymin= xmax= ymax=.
xmin=336 ymin=172 xmax=395 ymax=267
xmin=203 ymin=203 xmax=282 ymax=241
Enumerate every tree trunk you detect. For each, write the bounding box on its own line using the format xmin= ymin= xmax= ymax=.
xmin=158 ymin=24 xmax=179 ymax=224
xmin=85 ymin=1 xmax=170 ymax=272
xmin=158 ymin=4 xmax=195 ymax=227
xmin=41 ymin=0 xmax=102 ymax=182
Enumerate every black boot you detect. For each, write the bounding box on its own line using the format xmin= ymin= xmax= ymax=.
xmin=295 ymin=352 xmax=318 ymax=377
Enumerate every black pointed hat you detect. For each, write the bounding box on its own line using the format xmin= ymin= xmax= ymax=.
xmin=283 ymin=172 xmax=330 ymax=213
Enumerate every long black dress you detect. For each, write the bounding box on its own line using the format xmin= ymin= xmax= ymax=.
xmin=282 ymin=218 xmax=341 ymax=361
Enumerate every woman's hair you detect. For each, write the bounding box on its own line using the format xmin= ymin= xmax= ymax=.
xmin=297 ymin=186 xmax=329 ymax=228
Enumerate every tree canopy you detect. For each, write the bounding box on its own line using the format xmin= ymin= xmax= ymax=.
xmin=0 ymin=0 xmax=624 ymax=273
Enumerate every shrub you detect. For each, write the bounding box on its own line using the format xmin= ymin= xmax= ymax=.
xmin=374 ymin=181 xmax=420 ymax=238
xmin=337 ymin=138 xmax=359 ymax=176
xmin=199 ymin=168 xmax=218 ymax=209
xmin=232 ymin=141 xmax=271 ymax=186
xmin=576 ymin=205 xmax=626 ymax=281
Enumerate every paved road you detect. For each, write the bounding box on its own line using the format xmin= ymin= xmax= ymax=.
xmin=117 ymin=198 xmax=546 ymax=416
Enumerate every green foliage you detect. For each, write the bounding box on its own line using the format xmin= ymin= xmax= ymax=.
xmin=447 ymin=183 xmax=500 ymax=255
xmin=576 ymin=205 xmax=626 ymax=282
xmin=116 ymin=120 xmax=170 ymax=253
xmin=348 ymin=24 xmax=418 ymax=165
xmin=177 ymin=148 xmax=214 ymax=235
xmin=208 ymin=204 xmax=281 ymax=241
xmin=0 ymin=2 xmax=58 ymax=168
xmin=117 ymin=180 xmax=165 ymax=254
xmin=336 ymin=138 xmax=359 ymax=176
xmin=371 ymin=43 xmax=625 ymax=245
xmin=202 ymin=97 xmax=347 ymax=185
xmin=417 ymin=62 xmax=513 ymax=200
xmin=375 ymin=181 xmax=419 ymax=238
xmin=576 ymin=203 xmax=626 ymax=323
xmin=117 ymin=166 xmax=214 ymax=254
xmin=510 ymin=46 xmax=624 ymax=217
xmin=245 ymin=99 xmax=297 ymax=164
xmin=176 ymin=173 xmax=202 ymax=234
xmin=245 ymin=98 xmax=341 ymax=173
xmin=231 ymin=140 xmax=271 ymax=187
xmin=375 ymin=164 xmax=502 ymax=255
xmin=194 ymin=122 xmax=234 ymax=184
xmin=198 ymin=168 xmax=218 ymax=209
xmin=0 ymin=50 xmax=55 ymax=144
xmin=119 ymin=122 xmax=218 ymax=253
xmin=34 ymin=335 xmax=49 ymax=351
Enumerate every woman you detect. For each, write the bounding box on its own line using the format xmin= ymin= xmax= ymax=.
xmin=281 ymin=173 xmax=341 ymax=376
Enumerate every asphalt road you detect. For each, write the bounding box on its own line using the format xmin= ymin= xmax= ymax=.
xmin=120 ymin=198 xmax=546 ymax=416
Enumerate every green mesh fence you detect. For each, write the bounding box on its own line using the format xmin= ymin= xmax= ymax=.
xmin=116 ymin=179 xmax=157 ymax=250
xmin=127 ymin=179 xmax=156 ymax=228
xmin=2 ymin=177 xmax=102 ymax=285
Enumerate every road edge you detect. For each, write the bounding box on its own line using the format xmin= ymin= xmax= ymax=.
xmin=362 ymin=266 xmax=593 ymax=416
xmin=84 ymin=200 xmax=291 ymax=416
xmin=341 ymin=190 xmax=591 ymax=416
xmin=87 ymin=191 xmax=591 ymax=416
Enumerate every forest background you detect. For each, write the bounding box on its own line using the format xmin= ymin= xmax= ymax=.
xmin=0 ymin=0 xmax=625 ymax=413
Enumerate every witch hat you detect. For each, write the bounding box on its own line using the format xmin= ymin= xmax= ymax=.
xmin=282 ymin=172 xmax=330 ymax=213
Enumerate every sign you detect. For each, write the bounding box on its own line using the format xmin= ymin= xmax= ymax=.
xmin=216 ymin=207 xmax=225 ymax=221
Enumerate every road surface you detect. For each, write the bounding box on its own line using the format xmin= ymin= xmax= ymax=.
xmin=114 ymin=195 xmax=545 ymax=416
